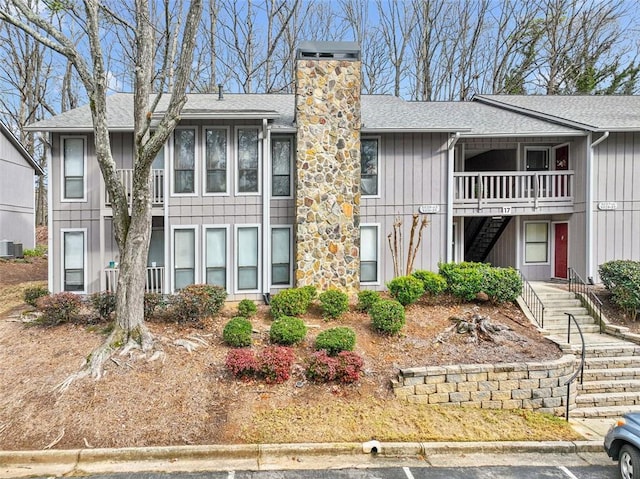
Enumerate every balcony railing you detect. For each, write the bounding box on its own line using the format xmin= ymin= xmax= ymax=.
xmin=106 ymin=169 xmax=164 ymax=206
xmin=105 ymin=266 xmax=164 ymax=293
xmin=454 ymin=171 xmax=574 ymax=210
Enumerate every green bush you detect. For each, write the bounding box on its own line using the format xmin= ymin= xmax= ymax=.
xmin=23 ymin=245 xmax=47 ymax=257
xmin=299 ymin=285 xmax=318 ymax=303
xmin=36 ymin=292 xmax=82 ymax=325
xmin=171 ymin=284 xmax=227 ymax=322
xmin=238 ymin=299 xmax=257 ymax=318
xmin=439 ymin=262 xmax=487 ymax=301
xmin=599 ymin=260 xmax=640 ymax=320
xmin=144 ymin=292 xmax=165 ymax=320
xmin=270 ymin=288 xmax=311 ymax=319
xmin=483 ymin=267 xmax=522 ymax=303
xmin=370 ymin=299 xmax=406 ymax=335
xmin=270 ymin=316 xmax=307 ymax=345
xmin=23 ymin=285 xmax=49 ymax=307
xmin=356 ymin=290 xmax=381 ymax=313
xmin=318 ymin=289 xmax=349 ymax=319
xmin=386 ymin=275 xmax=424 ymax=306
xmin=90 ymin=291 xmax=116 ymax=320
xmin=412 ymin=270 xmax=447 ymax=296
xmin=314 ymin=327 xmax=356 ymax=356
xmin=223 ymin=317 xmax=253 ymax=347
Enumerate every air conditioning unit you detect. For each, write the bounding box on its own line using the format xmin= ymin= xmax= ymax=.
xmin=0 ymin=240 xmax=14 ymax=258
xmin=13 ymin=243 xmax=23 ymax=258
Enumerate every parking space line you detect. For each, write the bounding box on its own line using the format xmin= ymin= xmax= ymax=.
xmin=558 ymin=466 xmax=578 ymax=479
xmin=403 ymin=466 xmax=415 ymax=479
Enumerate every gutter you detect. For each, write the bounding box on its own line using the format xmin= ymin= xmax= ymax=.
xmin=446 ymin=132 xmax=461 ymax=262
xmin=586 ymin=131 xmax=609 ymax=282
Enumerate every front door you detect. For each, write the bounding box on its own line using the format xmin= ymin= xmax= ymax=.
xmin=554 ymin=223 xmax=568 ymax=279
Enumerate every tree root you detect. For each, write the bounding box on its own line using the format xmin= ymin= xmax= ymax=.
xmin=437 ymin=311 xmax=516 ymax=344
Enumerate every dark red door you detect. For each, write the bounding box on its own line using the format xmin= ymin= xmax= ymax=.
xmin=554 ymin=223 xmax=568 ymax=279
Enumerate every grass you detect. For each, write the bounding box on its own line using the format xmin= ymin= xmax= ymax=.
xmin=0 ymin=280 xmax=46 ymax=317
xmin=241 ymin=397 xmax=581 ymax=444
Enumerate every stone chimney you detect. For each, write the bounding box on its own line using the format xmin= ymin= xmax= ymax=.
xmin=294 ymin=41 xmax=361 ymax=294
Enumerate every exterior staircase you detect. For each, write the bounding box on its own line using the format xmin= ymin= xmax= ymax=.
xmin=530 ymin=282 xmax=640 ymax=418
xmin=464 ymin=216 xmax=511 ymax=262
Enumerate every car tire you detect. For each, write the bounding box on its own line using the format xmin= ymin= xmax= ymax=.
xmin=619 ymin=444 xmax=640 ymax=479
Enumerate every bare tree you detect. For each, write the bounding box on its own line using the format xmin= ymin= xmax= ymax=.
xmin=0 ymin=0 xmax=203 ymax=385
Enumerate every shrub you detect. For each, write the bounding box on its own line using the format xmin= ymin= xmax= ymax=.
xmin=386 ymin=275 xmax=424 ymax=306
xmin=269 ymin=288 xmax=310 ymax=319
xmin=299 ymin=285 xmax=318 ymax=303
xmin=356 ymin=290 xmax=381 ymax=313
xmin=314 ymin=327 xmax=356 ymax=356
xmin=223 ymin=317 xmax=253 ymax=347
xmin=90 ymin=291 xmax=116 ymax=320
xmin=305 ymin=350 xmax=364 ymax=383
xmin=171 ymin=284 xmax=227 ymax=322
xmin=270 ymin=316 xmax=307 ymax=345
xmin=439 ymin=262 xmax=489 ymax=301
xmin=225 ymin=349 xmax=258 ymax=378
xmin=238 ymin=299 xmax=257 ymax=318
xmin=318 ymin=289 xmax=349 ymax=319
xmin=600 ymin=260 xmax=640 ymax=320
xmin=23 ymin=285 xmax=49 ymax=307
xmin=36 ymin=292 xmax=82 ymax=325
xmin=23 ymin=245 xmax=47 ymax=257
xmin=370 ymin=299 xmax=405 ymax=335
xmin=144 ymin=292 xmax=164 ymax=319
xmin=483 ymin=267 xmax=522 ymax=303
xmin=412 ymin=270 xmax=447 ymax=296
xmin=257 ymin=346 xmax=295 ymax=384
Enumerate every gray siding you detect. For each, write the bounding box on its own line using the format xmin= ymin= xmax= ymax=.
xmin=486 ymin=217 xmax=517 ymax=268
xmin=0 ymin=132 xmax=37 ymax=249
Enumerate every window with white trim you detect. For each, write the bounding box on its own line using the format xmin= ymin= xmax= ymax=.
xmin=173 ymin=128 xmax=196 ymax=194
xmin=237 ymin=128 xmax=259 ymax=193
xmin=205 ymin=227 xmax=227 ymax=289
xmin=63 ymin=230 xmax=85 ymax=291
xmin=272 ymin=136 xmax=292 ymax=197
xmin=524 ymin=222 xmax=549 ymax=264
xmin=360 ymin=225 xmax=378 ymax=283
xmin=525 ymin=147 xmax=550 ymax=171
xmin=237 ymin=226 xmax=259 ymax=290
xmin=271 ymin=227 xmax=291 ymax=286
xmin=204 ymin=128 xmax=227 ymax=194
xmin=62 ymin=137 xmax=85 ymax=200
xmin=174 ymin=228 xmax=195 ymax=290
xmin=361 ymin=138 xmax=379 ymax=196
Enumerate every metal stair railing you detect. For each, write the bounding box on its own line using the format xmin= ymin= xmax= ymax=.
xmin=568 ymin=267 xmax=604 ymax=334
xmin=564 ymin=312 xmax=586 ymax=420
xmin=519 ymin=270 xmax=544 ymax=329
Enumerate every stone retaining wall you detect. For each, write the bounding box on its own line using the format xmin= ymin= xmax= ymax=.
xmin=392 ymin=355 xmax=577 ymax=416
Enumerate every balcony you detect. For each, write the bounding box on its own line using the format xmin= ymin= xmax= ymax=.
xmin=105 ymin=266 xmax=165 ymax=293
xmin=106 ymin=169 xmax=164 ymax=206
xmin=453 ymin=171 xmax=574 ymax=215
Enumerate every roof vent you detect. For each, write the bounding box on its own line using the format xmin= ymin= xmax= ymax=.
xmin=297 ymin=41 xmax=360 ymax=61
xmin=218 ymin=84 xmax=224 ymax=100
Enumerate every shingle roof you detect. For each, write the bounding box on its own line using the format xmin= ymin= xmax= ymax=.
xmin=0 ymin=121 xmax=43 ymax=175
xmin=475 ymin=95 xmax=640 ymax=132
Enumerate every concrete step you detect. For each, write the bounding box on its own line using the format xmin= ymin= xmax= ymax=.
xmin=576 ymin=391 xmax=640 ymax=407
xmin=542 ymin=325 xmax=601 ymax=335
xmin=541 ymin=299 xmax=583 ymax=308
xmin=578 ymin=379 xmax=640 ymax=394
xmin=543 ymin=314 xmax=597 ymax=326
xmin=544 ymin=308 xmax=592 ymax=318
xmin=580 ymin=344 xmax=640 ymax=358
xmin=570 ymin=404 xmax=640 ymax=418
xmin=582 ymin=367 xmax=640 ymax=382
xmin=584 ymin=356 xmax=640 ymax=369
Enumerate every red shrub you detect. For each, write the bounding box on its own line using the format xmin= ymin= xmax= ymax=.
xmin=257 ymin=346 xmax=295 ymax=384
xmin=225 ymin=349 xmax=258 ymax=378
xmin=305 ymin=350 xmax=364 ymax=384
xmin=337 ymin=351 xmax=364 ymax=383
xmin=36 ymin=292 xmax=82 ymax=325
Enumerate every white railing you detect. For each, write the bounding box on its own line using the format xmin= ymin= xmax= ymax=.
xmin=105 ymin=266 xmax=165 ymax=293
xmin=106 ymin=169 xmax=164 ymax=206
xmin=454 ymin=171 xmax=574 ymax=210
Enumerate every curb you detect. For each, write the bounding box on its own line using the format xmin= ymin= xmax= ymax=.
xmin=0 ymin=440 xmax=605 ymax=477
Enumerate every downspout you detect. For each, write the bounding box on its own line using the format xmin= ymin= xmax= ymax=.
xmin=46 ymin=132 xmax=53 ymax=292
xmin=262 ymin=119 xmax=271 ymax=303
xmin=586 ymin=131 xmax=609 ymax=282
xmin=446 ymin=132 xmax=461 ymax=262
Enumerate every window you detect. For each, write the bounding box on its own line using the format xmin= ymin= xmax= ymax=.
xmin=272 ymin=137 xmax=292 ymax=197
xmin=525 ymin=147 xmax=549 ymax=171
xmin=237 ymin=128 xmax=259 ymax=193
xmin=361 ymin=138 xmax=379 ymax=196
xmin=237 ymin=226 xmax=259 ymax=290
xmin=205 ymin=227 xmax=227 ymax=288
xmin=360 ymin=225 xmax=378 ymax=283
xmin=174 ymin=228 xmax=195 ymax=290
xmin=62 ymin=137 xmax=85 ymax=200
xmin=524 ymin=222 xmax=549 ymax=264
xmin=173 ymin=129 xmax=196 ymax=194
xmin=62 ymin=230 xmax=85 ymax=292
xmin=271 ymin=227 xmax=291 ymax=286
xmin=205 ymin=128 xmax=227 ymax=194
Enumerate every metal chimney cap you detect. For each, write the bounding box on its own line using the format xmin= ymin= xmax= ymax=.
xmin=297 ymin=41 xmax=360 ymax=61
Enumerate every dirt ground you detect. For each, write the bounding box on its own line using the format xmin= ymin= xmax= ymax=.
xmin=0 ymin=254 xmax=611 ymax=450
